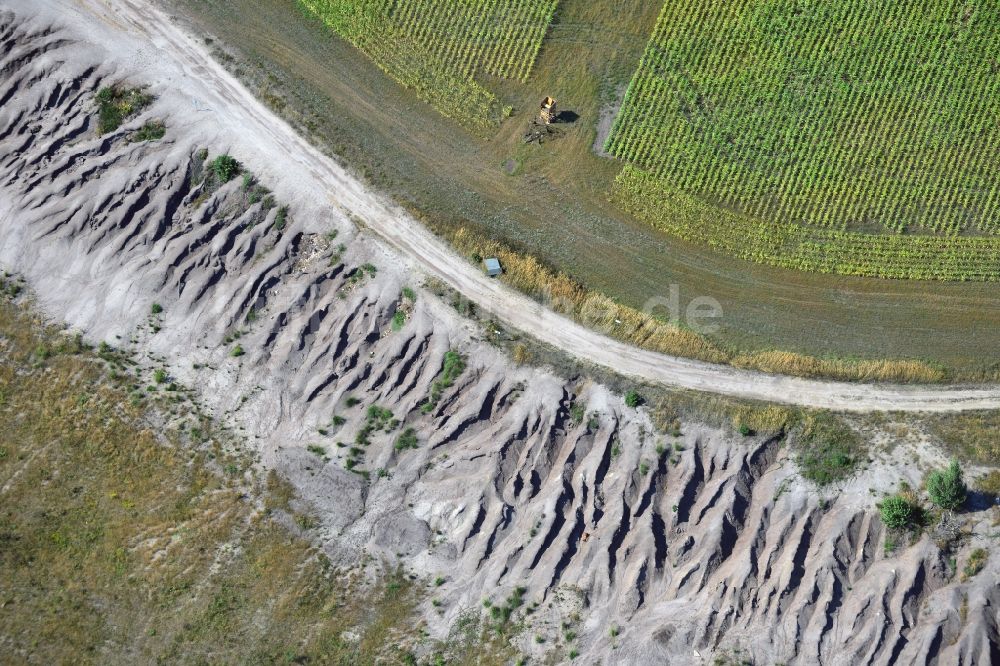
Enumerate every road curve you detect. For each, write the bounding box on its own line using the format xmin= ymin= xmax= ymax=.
xmin=45 ymin=0 xmax=1000 ymax=412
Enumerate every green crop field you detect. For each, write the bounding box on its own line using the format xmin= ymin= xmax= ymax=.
xmin=298 ymin=0 xmax=559 ymax=129
xmin=607 ymin=1 xmax=1000 ymax=280
xmin=614 ymin=166 xmax=1000 ymax=281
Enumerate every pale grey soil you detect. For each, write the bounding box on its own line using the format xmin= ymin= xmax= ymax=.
xmin=1 ymin=3 xmax=998 ymax=665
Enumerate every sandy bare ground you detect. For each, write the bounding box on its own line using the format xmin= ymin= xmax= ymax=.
xmin=12 ymin=0 xmax=1000 ymax=413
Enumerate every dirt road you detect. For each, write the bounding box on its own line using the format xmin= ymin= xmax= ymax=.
xmin=25 ymin=0 xmax=1000 ymax=412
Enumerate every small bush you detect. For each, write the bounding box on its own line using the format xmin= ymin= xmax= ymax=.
xmin=230 ymin=344 xmax=244 ymax=358
xmin=366 ymin=405 xmax=394 ymax=426
xmin=211 ymin=154 xmax=240 ymax=182
xmin=395 ymin=428 xmax=418 ymax=451
xmin=306 ymin=444 xmax=326 ymax=458
xmin=624 ymin=390 xmax=641 ymax=408
xmin=926 ymin=460 xmax=968 ymax=511
xmin=420 ymin=351 xmax=466 ymax=413
xmin=401 ymin=286 xmax=416 ymax=301
xmin=391 ymin=311 xmax=406 ymax=331
xmin=274 ymin=206 xmax=288 ymax=231
xmin=153 ymin=369 xmax=167 ymax=384
xmin=150 ymin=303 xmax=163 ymax=315
xmin=880 ymin=495 xmax=916 ymax=529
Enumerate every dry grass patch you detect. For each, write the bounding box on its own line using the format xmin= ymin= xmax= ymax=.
xmin=927 ymin=411 xmax=1000 ymax=466
xmin=451 ymin=227 xmax=944 ymax=383
xmin=0 ymin=294 xmax=509 ymax=664
xmin=732 ymin=350 xmax=945 ymax=384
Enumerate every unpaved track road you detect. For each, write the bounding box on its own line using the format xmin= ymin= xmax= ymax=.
xmin=21 ymin=0 xmax=1000 ymax=412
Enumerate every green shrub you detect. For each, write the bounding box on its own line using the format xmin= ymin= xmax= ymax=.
xmin=926 ymin=460 xmax=968 ymax=511
xmin=212 ymin=154 xmax=240 ymax=182
xmin=420 ymin=351 xmax=466 ymax=413
xmin=624 ymin=390 xmax=641 ymax=408
xmin=153 ymin=369 xmax=167 ymax=384
xmin=230 ymin=344 xmax=244 ymax=358
xmin=274 ymin=206 xmax=288 ymax=231
xmin=879 ymin=495 xmax=915 ymax=529
xmin=150 ymin=303 xmax=163 ymax=315
xmin=401 ymin=286 xmax=416 ymax=301
xmin=391 ymin=311 xmax=406 ymax=331
xmin=366 ymin=405 xmax=394 ymax=426
xmin=394 ymin=427 xmax=418 ymax=451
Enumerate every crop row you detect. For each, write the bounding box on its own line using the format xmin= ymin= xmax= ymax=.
xmin=298 ymin=0 xmax=558 ymax=128
xmin=613 ymin=166 xmax=1000 ymax=282
xmin=606 ymin=0 xmax=1000 ymax=238
xmin=370 ymin=0 xmax=558 ymax=82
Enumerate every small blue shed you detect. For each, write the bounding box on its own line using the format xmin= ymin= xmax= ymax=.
xmin=484 ymin=257 xmax=502 ymax=277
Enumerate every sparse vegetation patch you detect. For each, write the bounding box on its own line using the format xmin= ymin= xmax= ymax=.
xmin=792 ymin=413 xmax=865 ymax=485
xmin=130 ymin=119 xmax=166 ymax=142
xmin=95 ymin=85 xmax=152 ymax=134
xmin=421 ymin=350 xmax=466 ymax=414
